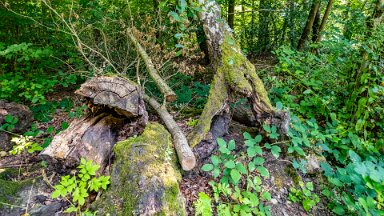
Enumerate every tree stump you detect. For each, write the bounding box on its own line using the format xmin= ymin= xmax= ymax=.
xmin=40 ymin=76 xmax=148 ymax=170
xmin=93 ymin=123 xmax=186 ymax=215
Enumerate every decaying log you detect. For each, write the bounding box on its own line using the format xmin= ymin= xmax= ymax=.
xmin=188 ymin=0 xmax=289 ymax=147
xmin=39 ymin=114 xmax=123 ymax=169
xmin=127 ymin=28 xmax=177 ymax=102
xmin=40 ymin=76 xmax=148 ymax=169
xmin=93 ymin=123 xmax=186 ymax=215
xmin=75 ymin=76 xmax=148 ymax=121
xmin=144 ymin=94 xmax=196 ymax=171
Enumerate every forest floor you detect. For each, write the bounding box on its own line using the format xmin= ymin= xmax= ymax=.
xmin=0 ymin=59 xmax=331 ymax=216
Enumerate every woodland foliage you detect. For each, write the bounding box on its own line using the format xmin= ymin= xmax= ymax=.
xmin=0 ymin=0 xmax=383 ymax=215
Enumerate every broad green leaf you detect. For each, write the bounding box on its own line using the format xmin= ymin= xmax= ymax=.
xmin=332 ymin=205 xmax=345 ymax=215
xmin=257 ymin=166 xmax=269 ymax=178
xmin=228 ymin=140 xmax=235 ymax=151
xmin=224 ymin=160 xmax=236 ymax=169
xmin=211 ymin=155 xmax=221 ymax=166
xmin=253 ymin=157 xmax=265 ymax=166
xmin=271 ymin=146 xmax=281 ymax=159
xmin=201 ymin=164 xmax=214 ymax=172
xmin=243 ymin=132 xmax=252 ymax=140
xmin=302 ymin=199 xmax=315 ymax=211
xmin=230 ymin=169 xmax=241 ymax=184
xmin=261 ymin=191 xmax=271 ymax=201
xmin=306 ymin=182 xmax=314 ymax=191
xmin=236 ymin=163 xmax=247 ymax=174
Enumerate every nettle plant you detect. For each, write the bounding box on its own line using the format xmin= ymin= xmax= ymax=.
xmin=200 ymin=126 xmax=282 ymax=216
xmin=52 ymin=158 xmax=110 ymax=215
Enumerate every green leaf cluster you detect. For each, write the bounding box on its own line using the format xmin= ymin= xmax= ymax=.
xmin=52 ymin=158 xmax=110 ymax=214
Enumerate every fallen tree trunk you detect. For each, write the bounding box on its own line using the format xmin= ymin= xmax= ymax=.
xmin=188 ymin=0 xmax=289 ymax=147
xmin=40 ymin=76 xmax=148 ymax=170
xmin=93 ymin=123 xmax=186 ymax=215
xmin=143 ymin=94 xmax=196 ymax=171
xmin=39 ymin=114 xmax=123 ymax=169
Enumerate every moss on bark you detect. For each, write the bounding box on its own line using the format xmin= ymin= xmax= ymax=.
xmin=94 ymin=122 xmax=186 ymax=216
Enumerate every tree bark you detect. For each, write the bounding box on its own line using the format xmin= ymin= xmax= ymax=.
xmin=227 ymin=0 xmax=235 ymax=29
xmin=188 ymin=0 xmax=289 ymax=147
xmin=315 ymin=0 xmax=334 ymax=42
xmin=39 ymin=114 xmax=123 ymax=170
xmin=297 ymin=0 xmax=321 ymax=51
xmin=311 ymin=6 xmax=321 ymax=43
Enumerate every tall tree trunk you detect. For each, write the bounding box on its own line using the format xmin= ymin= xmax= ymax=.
xmin=315 ymin=0 xmax=334 ymax=42
xmin=297 ymin=0 xmax=321 ymax=51
xmin=227 ymin=0 xmax=235 ymax=29
xmin=258 ymin=0 xmax=270 ymax=53
xmin=188 ymin=0 xmax=289 ymax=147
xmin=311 ymin=6 xmax=321 ymax=43
xmin=288 ymin=0 xmax=295 ymax=47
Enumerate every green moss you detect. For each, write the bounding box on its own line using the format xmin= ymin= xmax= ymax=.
xmin=219 ymin=34 xmax=273 ymax=111
xmin=188 ymin=72 xmax=228 ymax=148
xmin=0 ymin=177 xmax=33 ymax=208
xmin=95 ymin=123 xmax=186 ymax=215
xmin=285 ymin=166 xmax=302 ymax=187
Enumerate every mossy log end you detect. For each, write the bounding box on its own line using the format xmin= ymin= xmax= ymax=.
xmin=94 ymin=123 xmax=186 ymax=216
xmin=189 ymin=0 xmax=290 ymax=147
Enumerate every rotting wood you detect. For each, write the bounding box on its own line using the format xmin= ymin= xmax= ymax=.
xmin=75 ymin=76 xmax=148 ymax=122
xmin=39 ymin=114 xmax=122 ymax=169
